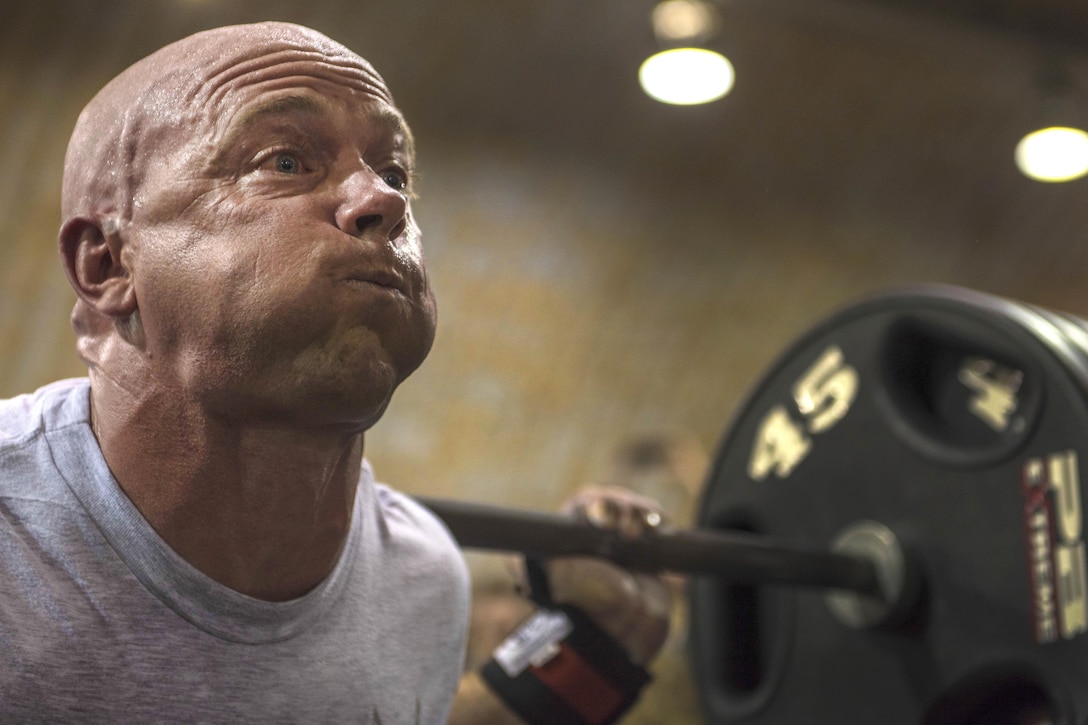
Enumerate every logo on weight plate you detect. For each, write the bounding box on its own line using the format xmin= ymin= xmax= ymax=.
xmin=959 ymin=357 xmax=1023 ymax=432
xmin=747 ymin=345 xmax=859 ymax=481
xmin=1022 ymin=451 xmax=1087 ymax=643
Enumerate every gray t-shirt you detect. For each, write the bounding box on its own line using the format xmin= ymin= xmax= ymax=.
xmin=0 ymin=378 xmax=470 ymax=723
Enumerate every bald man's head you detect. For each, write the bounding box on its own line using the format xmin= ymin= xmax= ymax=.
xmin=61 ymin=22 xmax=393 ymax=224
xmin=59 ymin=22 xmax=435 ymax=425
xmin=62 ymin=22 xmax=406 ymax=366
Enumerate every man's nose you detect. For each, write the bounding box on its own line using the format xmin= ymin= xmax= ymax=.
xmin=334 ymin=167 xmax=408 ymax=241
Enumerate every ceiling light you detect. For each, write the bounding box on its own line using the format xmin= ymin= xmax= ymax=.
xmin=642 ymin=0 xmax=732 ymax=106
xmin=652 ymin=0 xmax=718 ymax=42
xmin=639 ymin=47 xmax=735 ymax=106
xmin=1015 ymin=63 xmax=1088 ymax=183
xmin=1015 ymin=126 xmax=1088 ymax=183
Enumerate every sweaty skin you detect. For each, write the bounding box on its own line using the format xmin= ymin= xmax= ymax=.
xmin=60 ymin=22 xmax=434 ymax=601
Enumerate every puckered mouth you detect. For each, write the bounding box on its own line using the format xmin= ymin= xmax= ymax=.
xmin=345 ymin=269 xmax=407 ymax=295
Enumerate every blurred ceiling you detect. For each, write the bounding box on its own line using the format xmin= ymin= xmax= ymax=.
xmin=5 ymin=0 xmax=1088 ymax=286
xmin=875 ymin=0 xmax=1088 ymax=51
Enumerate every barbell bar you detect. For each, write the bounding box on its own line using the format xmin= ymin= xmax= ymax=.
xmin=415 ymin=496 xmax=915 ymax=630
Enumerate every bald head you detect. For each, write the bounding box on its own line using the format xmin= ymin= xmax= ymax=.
xmin=62 ymin=23 xmax=410 ymax=367
xmin=61 ymin=22 xmax=392 ymax=223
xmin=60 ymin=19 xmax=434 ymax=426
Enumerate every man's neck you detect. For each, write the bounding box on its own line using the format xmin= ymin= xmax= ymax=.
xmin=89 ymin=378 xmax=364 ymax=602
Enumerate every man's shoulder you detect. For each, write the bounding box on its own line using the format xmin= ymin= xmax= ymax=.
xmin=0 ymin=378 xmax=89 ymax=451
xmin=366 ymin=474 xmax=469 ymax=582
xmin=0 ymin=379 xmax=91 ymax=517
xmin=373 ymin=482 xmax=457 ymax=545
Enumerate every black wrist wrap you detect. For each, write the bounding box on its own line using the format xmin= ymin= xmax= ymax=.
xmin=480 ymin=603 xmax=652 ymax=725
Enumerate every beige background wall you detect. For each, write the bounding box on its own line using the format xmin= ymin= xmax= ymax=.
xmin=3 ymin=0 xmax=1088 ymax=719
xmin=5 ymin=0 xmax=1087 ymax=507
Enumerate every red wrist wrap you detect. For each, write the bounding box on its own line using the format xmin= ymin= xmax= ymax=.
xmin=481 ymin=604 xmax=651 ymax=725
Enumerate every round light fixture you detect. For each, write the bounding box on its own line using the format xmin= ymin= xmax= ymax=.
xmin=639 ymin=47 xmax=735 ymax=106
xmin=652 ymin=0 xmax=718 ymax=42
xmin=1014 ymin=126 xmax=1088 ymax=183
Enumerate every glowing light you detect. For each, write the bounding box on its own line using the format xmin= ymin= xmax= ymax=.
xmin=1015 ymin=126 xmax=1088 ymax=183
xmin=639 ymin=48 xmax=735 ymax=106
xmin=652 ymin=0 xmax=717 ymax=42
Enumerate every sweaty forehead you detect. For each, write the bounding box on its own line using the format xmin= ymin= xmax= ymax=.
xmin=169 ymin=23 xmax=395 ymax=123
xmin=61 ymin=22 xmax=400 ymax=219
xmin=203 ymin=31 xmax=387 ymax=103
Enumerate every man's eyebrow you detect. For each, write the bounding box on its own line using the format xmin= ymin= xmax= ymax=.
xmin=212 ymin=93 xmax=416 ymax=166
xmin=206 ymin=95 xmax=326 ymax=170
xmin=369 ymin=106 xmax=416 ymax=164
xmin=222 ymin=94 xmax=326 ymax=142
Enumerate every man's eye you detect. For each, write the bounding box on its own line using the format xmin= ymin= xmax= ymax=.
xmin=382 ymin=170 xmax=408 ymax=192
xmin=273 ymin=153 xmax=302 ymax=174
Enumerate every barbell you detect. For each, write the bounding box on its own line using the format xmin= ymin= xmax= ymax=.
xmin=418 ymin=284 xmax=1087 ymax=724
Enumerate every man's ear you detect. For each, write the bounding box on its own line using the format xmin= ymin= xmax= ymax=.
xmin=59 ymin=216 xmax=137 ymax=318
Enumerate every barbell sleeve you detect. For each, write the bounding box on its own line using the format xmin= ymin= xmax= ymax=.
xmin=415 ymin=496 xmax=884 ymax=597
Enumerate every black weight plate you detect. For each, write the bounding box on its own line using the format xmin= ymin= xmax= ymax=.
xmin=691 ymin=284 xmax=1088 ymax=724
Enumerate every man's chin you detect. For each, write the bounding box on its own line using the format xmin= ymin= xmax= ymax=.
xmin=296 ymin=372 xmax=402 ymax=431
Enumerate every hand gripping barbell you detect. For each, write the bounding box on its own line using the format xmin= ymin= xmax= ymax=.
xmin=420 ymin=285 xmax=1088 ymax=724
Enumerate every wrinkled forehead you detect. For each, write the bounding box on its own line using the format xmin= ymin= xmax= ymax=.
xmin=61 ymin=22 xmax=400 ymax=218
xmin=194 ymin=25 xmax=390 ymax=109
xmin=161 ymin=22 xmax=396 ymax=131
